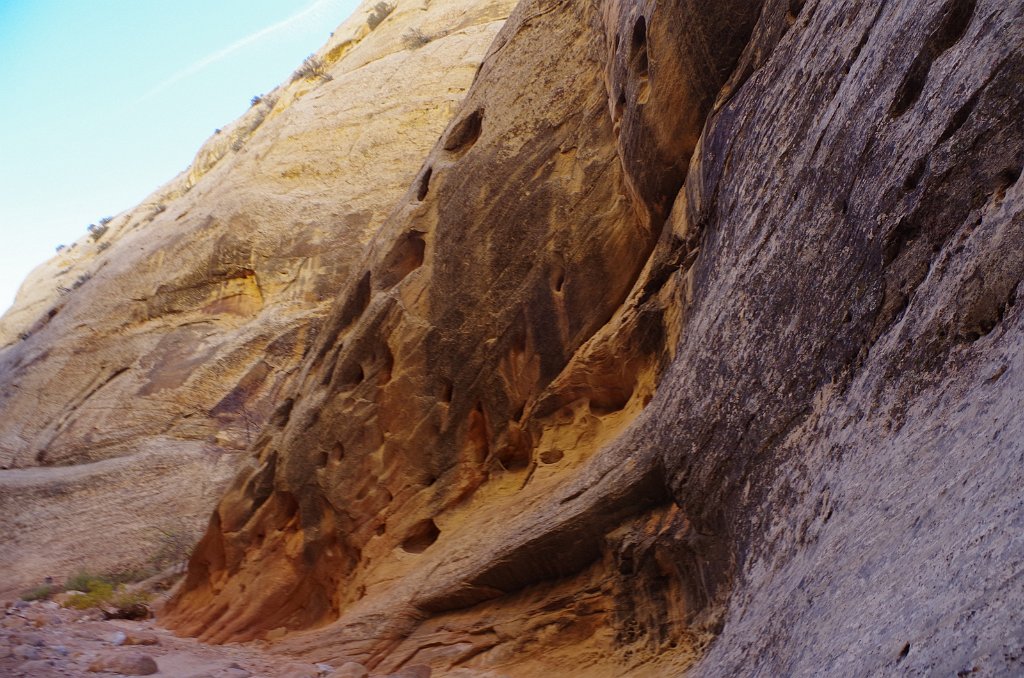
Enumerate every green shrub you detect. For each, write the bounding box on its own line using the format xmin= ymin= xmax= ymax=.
xmin=63 ymin=581 xmax=115 ymax=609
xmin=65 ymin=571 xmax=111 ymax=593
xmin=20 ymin=584 xmax=59 ymax=601
xmin=61 ymin=573 xmax=152 ymax=613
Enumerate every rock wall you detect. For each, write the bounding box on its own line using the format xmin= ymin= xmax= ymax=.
xmin=3 ymin=0 xmax=1021 ymax=674
xmin=0 ymin=0 xmax=515 ymax=594
xmin=166 ymin=0 xmax=1024 ymax=675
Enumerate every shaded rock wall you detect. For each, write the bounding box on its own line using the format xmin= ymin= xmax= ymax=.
xmin=0 ymin=0 xmax=515 ymax=594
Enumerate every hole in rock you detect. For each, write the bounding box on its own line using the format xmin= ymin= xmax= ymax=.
xmin=890 ymin=0 xmax=976 ymax=118
xmin=317 ymin=451 xmax=328 ymax=467
xmin=786 ymin=0 xmax=805 ymax=25
xmin=375 ymin=523 xmax=386 ymax=536
xmin=378 ymin=231 xmax=426 ymax=289
xmin=630 ymin=16 xmax=650 ymax=104
xmin=270 ymin=398 xmax=295 ymax=427
xmin=551 ymin=262 xmax=566 ymax=293
xmin=315 ymin=272 xmax=370 ymax=367
xmin=939 ymin=90 xmax=980 ymax=143
xmin=513 ymin=402 xmax=526 ymax=421
xmin=539 ymin=449 xmax=564 ymax=464
xmin=337 ymin=272 xmax=372 ymax=333
xmin=992 ymin=166 xmax=1021 ymax=205
xmin=898 ymin=643 xmax=911 ymax=661
xmin=337 ymin=361 xmax=365 ymax=390
xmin=443 ymin=109 xmax=483 ymax=153
xmin=630 ymin=16 xmax=646 ymax=61
xmin=416 ymin=167 xmax=432 ymax=201
xmin=438 ymin=379 xmax=453 ymax=403
xmin=904 ymin=157 xmax=927 ymax=192
xmin=497 ymin=444 xmax=531 ymax=472
xmin=401 ymin=519 xmax=440 ymax=554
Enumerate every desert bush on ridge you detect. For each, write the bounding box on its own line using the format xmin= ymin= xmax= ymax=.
xmin=367 ymin=1 xmax=395 ymax=30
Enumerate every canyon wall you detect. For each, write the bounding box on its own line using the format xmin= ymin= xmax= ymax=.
xmin=1 ymin=0 xmax=1020 ymax=675
xmin=0 ymin=0 xmax=515 ymax=594
xmin=166 ymin=0 xmax=1024 ymax=676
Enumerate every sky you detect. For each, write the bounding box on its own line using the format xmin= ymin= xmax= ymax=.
xmin=0 ymin=0 xmax=361 ymax=314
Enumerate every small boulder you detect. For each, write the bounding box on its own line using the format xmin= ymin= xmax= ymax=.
xmin=123 ymin=631 xmax=160 ymax=646
xmin=87 ymin=651 xmax=159 ymax=675
xmin=12 ymin=644 xmax=41 ymax=661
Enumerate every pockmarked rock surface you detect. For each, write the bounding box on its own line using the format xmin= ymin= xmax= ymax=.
xmin=2 ymin=0 xmax=1021 ymax=675
xmin=164 ymin=0 xmax=1024 ymax=675
xmin=0 ymin=0 xmax=515 ymax=594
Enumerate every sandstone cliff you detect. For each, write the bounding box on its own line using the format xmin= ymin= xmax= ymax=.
xmin=163 ymin=0 xmax=1024 ymax=676
xmin=0 ymin=0 xmax=514 ymax=594
xmin=4 ymin=0 xmax=1023 ymax=675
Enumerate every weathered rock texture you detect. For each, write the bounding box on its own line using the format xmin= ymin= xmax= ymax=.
xmin=7 ymin=0 xmax=1024 ymax=674
xmin=0 ymin=0 xmax=514 ymax=594
xmin=163 ymin=0 xmax=1024 ymax=675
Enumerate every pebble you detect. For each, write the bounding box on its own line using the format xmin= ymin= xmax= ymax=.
xmin=110 ymin=630 xmax=128 ymax=646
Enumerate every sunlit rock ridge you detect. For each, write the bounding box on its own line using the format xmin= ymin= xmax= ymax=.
xmin=0 ymin=0 xmax=514 ymax=594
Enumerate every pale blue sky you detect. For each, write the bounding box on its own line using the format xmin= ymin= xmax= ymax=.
xmin=0 ymin=0 xmax=359 ymax=313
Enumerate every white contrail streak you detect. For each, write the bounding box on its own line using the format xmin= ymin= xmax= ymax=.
xmin=136 ymin=0 xmax=339 ymax=103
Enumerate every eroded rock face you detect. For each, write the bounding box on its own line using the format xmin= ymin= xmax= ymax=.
xmin=4 ymin=0 xmax=1019 ymax=674
xmin=165 ymin=0 xmax=1024 ymax=675
xmin=165 ymin=0 xmax=762 ymax=672
xmin=0 ymin=0 xmax=515 ymax=594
